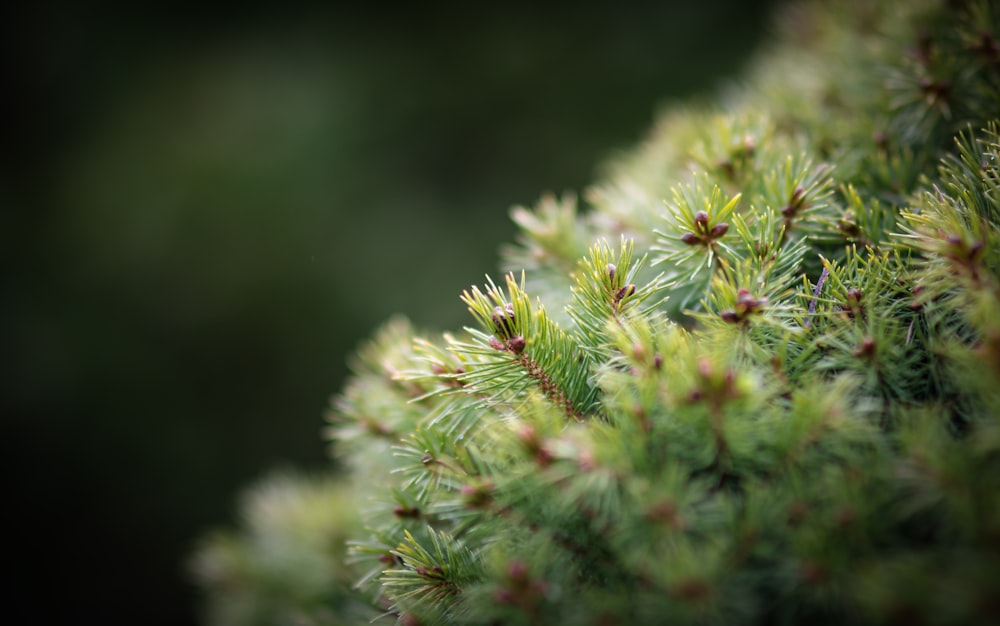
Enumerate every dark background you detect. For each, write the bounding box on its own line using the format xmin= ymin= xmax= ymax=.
xmin=4 ymin=2 xmax=776 ymax=624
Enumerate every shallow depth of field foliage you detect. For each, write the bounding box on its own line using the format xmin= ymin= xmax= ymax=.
xmin=194 ymin=0 xmax=1000 ymax=624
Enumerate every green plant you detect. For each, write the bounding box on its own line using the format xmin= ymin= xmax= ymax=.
xmin=194 ymin=0 xmax=1000 ymax=623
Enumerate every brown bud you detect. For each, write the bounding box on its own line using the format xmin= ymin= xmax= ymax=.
xmin=854 ymin=336 xmax=876 ymax=358
xmin=694 ymin=210 xmax=710 ymax=227
xmin=720 ymin=309 xmax=740 ymax=323
xmin=782 ymin=187 xmax=807 ymax=217
xmin=838 ymin=216 xmax=860 ymax=237
xmin=507 ymin=335 xmax=526 ymax=354
xmin=492 ymin=303 xmax=516 ymax=337
xmin=615 ymin=284 xmax=636 ymax=301
xmin=461 ymin=482 xmax=493 ymax=509
xmin=606 ymin=263 xmax=616 ymax=281
xmin=399 ymin=614 xmax=422 ymax=626
xmin=393 ymin=505 xmax=421 ymax=519
xmin=681 ymin=232 xmax=701 ymax=245
xmin=791 ymin=186 xmax=806 ymax=205
xmin=710 ymin=222 xmax=729 ymax=238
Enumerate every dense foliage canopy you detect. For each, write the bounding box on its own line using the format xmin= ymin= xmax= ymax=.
xmin=194 ymin=1 xmax=1000 ymax=624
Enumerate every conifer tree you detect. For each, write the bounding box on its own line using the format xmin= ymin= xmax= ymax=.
xmin=194 ymin=0 xmax=1000 ymax=624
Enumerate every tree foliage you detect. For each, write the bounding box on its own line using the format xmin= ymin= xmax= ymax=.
xmin=194 ymin=1 xmax=1000 ymax=624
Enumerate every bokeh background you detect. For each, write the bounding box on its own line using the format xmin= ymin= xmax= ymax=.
xmin=5 ymin=2 xmax=777 ymax=624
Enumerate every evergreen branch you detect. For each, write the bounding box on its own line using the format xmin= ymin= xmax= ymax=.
xmin=653 ymin=174 xmax=744 ymax=314
xmin=456 ymin=272 xmax=599 ymax=420
xmin=382 ymin=528 xmax=484 ymax=621
xmin=567 ymin=236 xmax=666 ymax=359
xmin=755 ymin=154 xmax=836 ymax=246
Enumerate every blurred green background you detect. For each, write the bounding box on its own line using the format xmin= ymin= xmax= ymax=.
xmin=4 ymin=2 xmax=775 ymax=624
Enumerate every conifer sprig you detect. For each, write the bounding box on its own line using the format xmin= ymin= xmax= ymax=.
xmin=457 ymin=272 xmax=599 ymax=420
xmin=381 ymin=528 xmax=484 ymax=623
xmin=566 ymin=237 xmax=666 ymax=359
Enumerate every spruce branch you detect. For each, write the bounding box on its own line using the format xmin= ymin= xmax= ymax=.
xmin=566 ymin=236 xmax=666 ymax=359
xmin=768 ymin=156 xmax=836 ymax=242
xmin=457 ymin=272 xmax=599 ymax=420
xmin=653 ymin=175 xmax=744 ymax=315
xmin=688 ymin=113 xmax=774 ymax=187
xmin=381 ymin=528 xmax=484 ymax=622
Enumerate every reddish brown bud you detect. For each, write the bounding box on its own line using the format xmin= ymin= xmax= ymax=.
xmin=393 ymin=505 xmax=421 ymax=519
xmin=838 ymin=216 xmax=860 ymax=237
xmin=461 ymin=482 xmax=493 ymax=509
xmin=681 ymin=232 xmax=701 ymax=245
xmin=507 ymin=335 xmax=526 ymax=354
xmin=720 ymin=310 xmax=740 ymax=323
xmin=854 ymin=336 xmax=876 ymax=358
xmin=782 ymin=187 xmax=808 ymax=217
xmin=615 ymin=284 xmax=636 ymax=301
xmin=694 ymin=210 xmax=710 ymax=227
xmin=710 ymin=222 xmax=729 ymax=238
xmin=399 ymin=613 xmax=422 ymax=626
xmin=492 ymin=303 xmax=516 ymax=337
